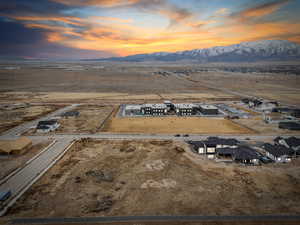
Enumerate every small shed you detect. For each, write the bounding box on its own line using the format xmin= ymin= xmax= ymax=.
xmin=0 ymin=137 xmax=32 ymax=155
xmin=61 ymin=111 xmax=80 ymax=117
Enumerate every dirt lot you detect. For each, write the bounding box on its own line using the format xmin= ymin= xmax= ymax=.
xmin=55 ymin=105 xmax=114 ymax=133
xmin=102 ymin=116 xmax=254 ymax=134
xmin=7 ymin=139 xmax=300 ymax=218
xmin=235 ymin=116 xmax=300 ymax=135
xmin=0 ymin=140 xmax=52 ymax=180
xmin=0 ymin=105 xmax=61 ymax=134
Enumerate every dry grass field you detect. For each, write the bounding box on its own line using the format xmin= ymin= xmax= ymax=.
xmin=0 ymin=105 xmax=61 ymax=134
xmin=55 ymin=105 xmax=114 ymax=133
xmin=102 ymin=116 xmax=254 ymax=134
xmin=235 ymin=117 xmax=300 ymax=135
xmin=7 ymin=140 xmax=300 ymax=218
xmin=1 ymin=62 xmax=299 ymax=105
xmin=187 ymin=71 xmax=300 ymax=105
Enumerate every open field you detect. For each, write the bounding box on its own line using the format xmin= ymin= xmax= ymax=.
xmin=0 ymin=105 xmax=61 ymax=134
xmin=0 ymin=61 xmax=299 ymax=105
xmin=235 ymin=117 xmax=300 ymax=135
xmin=0 ymin=140 xmax=52 ymax=180
xmin=55 ymin=105 xmax=114 ymax=133
xmin=187 ymin=71 xmax=300 ymax=105
xmin=102 ymin=116 xmax=254 ymax=134
xmin=6 ymin=139 xmax=300 ymax=218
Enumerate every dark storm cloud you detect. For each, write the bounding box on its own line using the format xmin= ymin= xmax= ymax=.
xmin=0 ymin=19 xmax=113 ymax=59
xmin=0 ymin=0 xmax=70 ymax=16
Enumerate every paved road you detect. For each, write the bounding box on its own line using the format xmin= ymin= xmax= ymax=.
xmin=0 ymin=139 xmax=73 ymax=216
xmin=0 ymin=102 xmax=299 ymax=218
xmin=27 ymin=133 xmax=300 ymax=142
xmin=0 ymin=104 xmax=79 ymax=138
xmin=10 ymin=215 xmax=300 ymax=224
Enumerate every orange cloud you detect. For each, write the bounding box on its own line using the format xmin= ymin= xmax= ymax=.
xmin=52 ymin=0 xmax=140 ymax=7
xmin=232 ymin=0 xmax=291 ymax=21
xmin=5 ymin=1 xmax=299 ymax=57
xmin=10 ymin=15 xmax=84 ymax=26
xmin=215 ymin=8 xmax=229 ymax=16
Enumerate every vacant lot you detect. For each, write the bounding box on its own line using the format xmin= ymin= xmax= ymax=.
xmin=102 ymin=116 xmax=254 ymax=134
xmin=235 ymin=117 xmax=300 ymax=135
xmin=55 ymin=105 xmax=114 ymax=133
xmin=0 ymin=140 xmax=52 ymax=180
xmin=0 ymin=105 xmax=61 ymax=134
xmin=8 ymin=140 xmax=300 ymax=218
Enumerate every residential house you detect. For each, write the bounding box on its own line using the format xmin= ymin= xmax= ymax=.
xmin=37 ymin=120 xmax=60 ymax=133
xmin=274 ymin=136 xmax=300 ymax=155
xmin=188 ymin=137 xmax=239 ymax=159
xmin=262 ymin=143 xmax=294 ymax=163
xmin=234 ymin=147 xmax=260 ymax=165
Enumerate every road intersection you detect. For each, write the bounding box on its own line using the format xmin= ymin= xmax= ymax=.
xmin=0 ymin=104 xmax=299 ymax=217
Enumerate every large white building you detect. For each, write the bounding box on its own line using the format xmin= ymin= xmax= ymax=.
xmin=174 ymin=103 xmax=197 ymax=116
xmin=141 ymin=104 xmax=168 ymax=115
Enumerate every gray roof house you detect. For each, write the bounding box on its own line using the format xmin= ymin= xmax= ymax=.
xmin=262 ymin=143 xmax=294 ymax=163
xmin=274 ymin=136 xmax=300 ymax=153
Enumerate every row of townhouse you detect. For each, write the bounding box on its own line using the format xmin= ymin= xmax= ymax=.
xmin=125 ymin=102 xmax=219 ymax=116
xmin=188 ymin=136 xmax=300 ymax=165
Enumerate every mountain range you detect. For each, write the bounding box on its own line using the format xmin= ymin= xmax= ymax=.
xmin=101 ymin=40 xmax=300 ymax=62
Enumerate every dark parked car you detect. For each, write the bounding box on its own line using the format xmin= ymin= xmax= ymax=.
xmin=174 ymin=134 xmax=180 ymax=137
xmin=183 ymin=134 xmax=189 ymax=137
xmin=0 ymin=190 xmax=11 ymax=202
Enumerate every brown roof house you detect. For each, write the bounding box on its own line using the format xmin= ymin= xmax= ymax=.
xmin=0 ymin=137 xmax=32 ymax=155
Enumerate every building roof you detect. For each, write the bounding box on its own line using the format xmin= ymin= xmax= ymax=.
xmin=0 ymin=137 xmax=32 ymax=154
xmin=125 ymin=105 xmax=142 ymax=110
xmin=206 ymin=137 xmax=239 ymax=146
xmin=285 ymin=137 xmax=300 ymax=148
xmin=279 ymin=122 xmax=300 ymax=130
xmin=61 ymin=111 xmax=80 ymax=117
xmin=188 ymin=141 xmax=205 ymax=149
xmin=199 ymin=104 xmax=218 ymax=110
xmin=142 ymin=104 xmax=167 ymax=109
xmin=263 ymin=143 xmax=294 ymax=157
xmin=37 ymin=120 xmax=58 ymax=126
xmin=274 ymin=136 xmax=283 ymax=143
xmin=272 ymin=107 xmax=294 ymax=113
xmin=37 ymin=125 xmax=52 ymax=130
xmin=234 ymin=147 xmax=259 ymax=160
xmin=174 ymin=103 xmax=197 ymax=109
xmin=217 ymin=147 xmax=236 ymax=156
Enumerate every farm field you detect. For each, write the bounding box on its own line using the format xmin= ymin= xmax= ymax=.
xmin=7 ymin=139 xmax=300 ymax=218
xmin=102 ymin=116 xmax=255 ymax=134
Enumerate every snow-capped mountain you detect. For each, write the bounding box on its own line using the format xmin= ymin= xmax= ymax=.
xmin=104 ymin=40 xmax=300 ymax=62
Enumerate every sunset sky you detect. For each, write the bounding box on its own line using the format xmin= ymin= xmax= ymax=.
xmin=1 ymin=0 xmax=300 ymax=59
